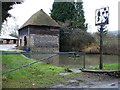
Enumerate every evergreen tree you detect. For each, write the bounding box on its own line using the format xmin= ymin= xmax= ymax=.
xmin=72 ymin=0 xmax=86 ymax=30
xmin=51 ymin=1 xmax=75 ymax=22
xmin=51 ymin=0 xmax=86 ymax=30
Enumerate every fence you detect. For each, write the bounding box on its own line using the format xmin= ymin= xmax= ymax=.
xmin=1 ymin=51 xmax=86 ymax=75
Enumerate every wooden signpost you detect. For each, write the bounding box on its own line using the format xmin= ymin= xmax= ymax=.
xmin=95 ymin=7 xmax=109 ymax=69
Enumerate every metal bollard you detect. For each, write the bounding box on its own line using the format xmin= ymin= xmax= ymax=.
xmin=25 ymin=47 xmax=30 ymax=58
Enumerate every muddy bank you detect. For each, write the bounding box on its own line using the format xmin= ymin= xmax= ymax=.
xmin=51 ymin=72 xmax=119 ymax=88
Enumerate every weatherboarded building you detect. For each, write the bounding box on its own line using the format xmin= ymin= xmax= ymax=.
xmin=18 ymin=9 xmax=60 ymax=53
xmin=18 ymin=9 xmax=60 ymax=64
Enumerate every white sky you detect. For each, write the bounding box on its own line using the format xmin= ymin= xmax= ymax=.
xmin=1 ymin=0 xmax=119 ymax=35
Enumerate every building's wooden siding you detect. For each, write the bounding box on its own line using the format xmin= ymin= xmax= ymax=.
xmin=19 ymin=27 xmax=29 ymax=37
xmin=29 ymin=25 xmax=59 ymax=36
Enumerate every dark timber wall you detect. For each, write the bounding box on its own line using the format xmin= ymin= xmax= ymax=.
xmin=19 ymin=26 xmax=59 ymax=48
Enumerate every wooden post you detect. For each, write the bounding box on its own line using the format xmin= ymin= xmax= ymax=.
xmin=83 ymin=52 xmax=86 ymax=69
xmin=99 ymin=25 xmax=103 ymax=69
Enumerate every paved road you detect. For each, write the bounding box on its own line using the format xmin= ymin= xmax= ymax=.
xmin=0 ymin=44 xmax=17 ymax=51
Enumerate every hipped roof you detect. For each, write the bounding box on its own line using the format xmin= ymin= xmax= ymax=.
xmin=19 ymin=9 xmax=60 ymax=30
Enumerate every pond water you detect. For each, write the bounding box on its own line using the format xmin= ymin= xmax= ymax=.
xmin=30 ymin=54 xmax=118 ymax=69
xmin=57 ymin=54 xmax=118 ymax=68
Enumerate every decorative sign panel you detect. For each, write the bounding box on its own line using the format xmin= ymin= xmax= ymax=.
xmin=95 ymin=7 xmax=109 ymax=26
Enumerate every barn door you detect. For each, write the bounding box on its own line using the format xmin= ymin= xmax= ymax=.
xmin=24 ymin=36 xmax=27 ymax=46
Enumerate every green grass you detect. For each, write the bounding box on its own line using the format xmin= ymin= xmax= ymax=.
xmin=2 ymin=52 xmax=66 ymax=88
xmin=89 ymin=63 xmax=119 ymax=70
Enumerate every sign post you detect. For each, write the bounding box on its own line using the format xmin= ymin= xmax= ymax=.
xmin=99 ymin=25 xmax=103 ymax=69
xmin=95 ymin=7 xmax=109 ymax=69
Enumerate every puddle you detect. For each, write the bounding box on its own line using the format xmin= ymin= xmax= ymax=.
xmin=59 ymin=73 xmax=71 ymax=76
xmin=68 ymin=68 xmax=81 ymax=73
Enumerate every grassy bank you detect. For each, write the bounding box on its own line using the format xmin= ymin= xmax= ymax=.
xmin=89 ymin=63 xmax=119 ymax=70
xmin=2 ymin=52 xmax=66 ymax=88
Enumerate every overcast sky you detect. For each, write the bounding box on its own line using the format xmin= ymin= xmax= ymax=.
xmin=1 ymin=0 xmax=119 ymax=35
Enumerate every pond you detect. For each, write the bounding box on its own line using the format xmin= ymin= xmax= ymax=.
xmin=29 ymin=54 xmax=118 ymax=69
xmin=55 ymin=54 xmax=118 ymax=68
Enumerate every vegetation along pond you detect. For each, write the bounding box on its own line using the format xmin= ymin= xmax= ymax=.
xmin=29 ymin=54 xmax=118 ymax=69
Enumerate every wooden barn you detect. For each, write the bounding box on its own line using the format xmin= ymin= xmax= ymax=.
xmin=18 ymin=9 xmax=60 ymax=53
xmin=0 ymin=35 xmax=17 ymax=44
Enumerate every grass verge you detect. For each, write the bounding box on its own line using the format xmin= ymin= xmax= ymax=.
xmin=89 ymin=63 xmax=119 ymax=70
xmin=2 ymin=52 xmax=66 ymax=88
